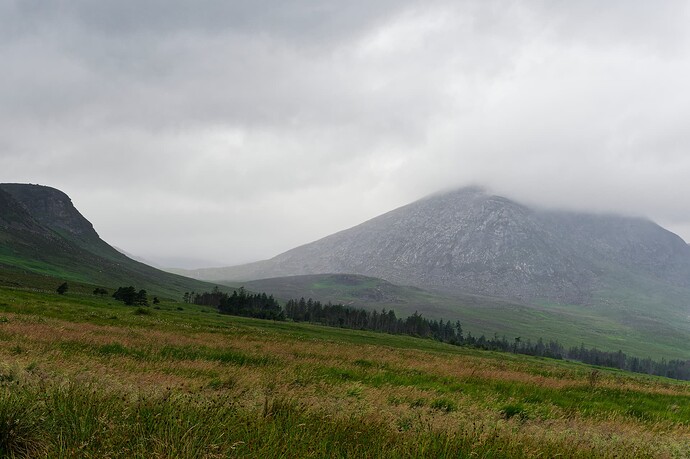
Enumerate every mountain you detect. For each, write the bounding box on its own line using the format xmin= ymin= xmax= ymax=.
xmin=0 ymin=183 xmax=214 ymax=297
xmin=182 ymin=187 xmax=690 ymax=305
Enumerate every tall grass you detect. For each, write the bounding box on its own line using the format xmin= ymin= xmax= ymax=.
xmin=2 ymin=288 xmax=690 ymax=457
xmin=3 ymin=379 xmax=676 ymax=459
xmin=0 ymin=387 xmax=44 ymax=457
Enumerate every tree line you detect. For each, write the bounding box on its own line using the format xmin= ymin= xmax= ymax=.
xmin=112 ymin=286 xmax=149 ymax=305
xmin=284 ymin=297 xmax=690 ymax=381
xmin=284 ymin=298 xmax=463 ymax=343
xmin=190 ymin=288 xmax=690 ymax=381
xmin=193 ymin=287 xmax=283 ymax=320
xmin=112 ymin=286 xmax=159 ymax=306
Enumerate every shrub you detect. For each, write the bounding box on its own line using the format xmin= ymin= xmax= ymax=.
xmin=588 ymin=369 xmax=601 ymax=388
xmin=0 ymin=390 xmax=44 ymax=457
xmin=56 ymin=282 xmax=68 ymax=295
xmin=430 ymin=398 xmax=457 ymax=413
xmin=501 ymin=403 xmax=529 ymax=420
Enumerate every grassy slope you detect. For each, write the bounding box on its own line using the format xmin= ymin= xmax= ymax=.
xmin=0 ymin=219 xmax=221 ymax=300
xmin=242 ymin=274 xmax=690 ymax=360
xmin=0 ymin=256 xmax=218 ymax=301
xmin=1 ymin=286 xmax=690 ymax=457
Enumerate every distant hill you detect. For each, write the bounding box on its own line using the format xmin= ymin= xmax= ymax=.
xmin=0 ymin=183 xmax=214 ymax=297
xmin=244 ymin=273 xmax=446 ymax=315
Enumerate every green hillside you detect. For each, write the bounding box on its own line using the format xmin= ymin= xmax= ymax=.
xmin=243 ymin=274 xmax=690 ymax=360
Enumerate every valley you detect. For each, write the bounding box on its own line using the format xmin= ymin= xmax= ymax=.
xmin=2 ymin=182 xmax=690 ymax=457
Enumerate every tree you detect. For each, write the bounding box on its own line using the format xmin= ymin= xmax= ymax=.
xmin=56 ymin=282 xmax=68 ymax=295
xmin=152 ymin=296 xmax=160 ymax=305
xmin=513 ymin=337 xmax=521 ymax=354
xmin=455 ymin=320 xmax=464 ymax=343
xmin=93 ymin=288 xmax=108 ymax=296
xmin=113 ymin=286 xmax=137 ymax=305
xmin=136 ymin=289 xmax=148 ymax=306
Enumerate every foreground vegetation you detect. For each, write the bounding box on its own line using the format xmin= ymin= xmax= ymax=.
xmin=1 ymin=286 xmax=690 ymax=457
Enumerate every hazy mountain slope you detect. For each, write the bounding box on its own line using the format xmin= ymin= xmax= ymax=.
xmin=185 ymin=187 xmax=690 ymax=306
xmin=0 ymin=183 xmax=214 ymax=297
xmin=541 ymin=211 xmax=690 ymax=286
xmin=244 ymin=273 xmax=452 ymax=314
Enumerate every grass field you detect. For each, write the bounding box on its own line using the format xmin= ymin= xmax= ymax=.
xmin=2 ymin=286 xmax=690 ymax=457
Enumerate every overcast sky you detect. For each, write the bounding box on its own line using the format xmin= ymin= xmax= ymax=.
xmin=2 ymin=1 xmax=690 ymax=268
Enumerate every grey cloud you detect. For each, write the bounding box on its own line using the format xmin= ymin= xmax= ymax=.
xmin=2 ymin=0 xmax=411 ymax=46
xmin=2 ymin=1 xmax=690 ymax=266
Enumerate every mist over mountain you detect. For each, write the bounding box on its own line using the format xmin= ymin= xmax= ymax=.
xmin=183 ymin=187 xmax=690 ymax=306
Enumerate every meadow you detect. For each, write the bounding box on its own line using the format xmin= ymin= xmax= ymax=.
xmin=1 ymin=286 xmax=690 ymax=458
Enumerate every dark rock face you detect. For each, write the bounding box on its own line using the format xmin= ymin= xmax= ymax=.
xmin=194 ymin=188 xmax=690 ymax=305
xmin=0 ymin=187 xmax=67 ymax=245
xmin=0 ymin=188 xmax=35 ymax=231
xmin=0 ymin=184 xmax=99 ymax=244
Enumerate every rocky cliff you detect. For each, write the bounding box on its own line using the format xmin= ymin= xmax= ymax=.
xmin=0 ymin=183 xmax=100 ymax=246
